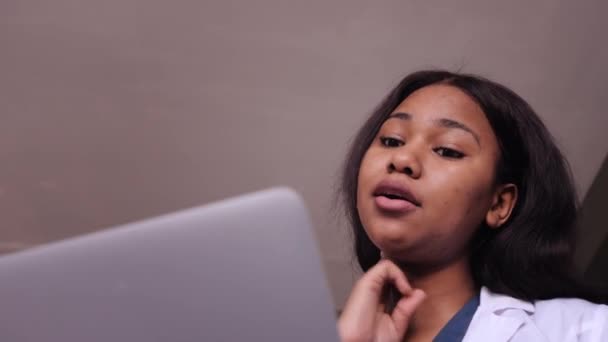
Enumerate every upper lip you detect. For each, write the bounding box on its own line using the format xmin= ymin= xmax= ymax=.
xmin=373 ymin=179 xmax=422 ymax=207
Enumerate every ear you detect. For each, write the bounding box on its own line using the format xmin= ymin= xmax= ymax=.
xmin=485 ymin=183 xmax=518 ymax=229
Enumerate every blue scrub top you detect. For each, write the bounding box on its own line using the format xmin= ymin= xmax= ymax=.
xmin=433 ymin=294 xmax=480 ymax=342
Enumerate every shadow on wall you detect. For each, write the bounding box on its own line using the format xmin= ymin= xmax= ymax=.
xmin=580 ymin=155 xmax=608 ymax=287
xmin=586 ymin=237 xmax=608 ymax=287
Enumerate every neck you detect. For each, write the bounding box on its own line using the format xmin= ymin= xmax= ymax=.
xmin=393 ymin=256 xmax=477 ymax=341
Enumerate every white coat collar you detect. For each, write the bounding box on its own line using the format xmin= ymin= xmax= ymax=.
xmin=479 ymin=286 xmax=535 ymax=314
xmin=462 ymin=287 xmax=538 ymax=342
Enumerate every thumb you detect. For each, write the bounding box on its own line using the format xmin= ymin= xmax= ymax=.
xmin=391 ymin=289 xmax=426 ymax=337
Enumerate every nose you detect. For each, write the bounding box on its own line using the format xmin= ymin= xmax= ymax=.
xmin=387 ymin=147 xmax=422 ymax=179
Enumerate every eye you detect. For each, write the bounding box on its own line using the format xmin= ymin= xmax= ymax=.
xmin=379 ymin=136 xmax=403 ymax=148
xmin=434 ymin=147 xmax=465 ymax=159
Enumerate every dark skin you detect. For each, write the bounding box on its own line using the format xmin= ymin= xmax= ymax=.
xmin=338 ymin=85 xmax=518 ymax=342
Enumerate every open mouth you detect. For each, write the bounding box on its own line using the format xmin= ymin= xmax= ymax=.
xmin=372 ymin=180 xmax=421 ymax=212
xmin=379 ymin=193 xmax=408 ymax=201
xmin=373 ymin=187 xmax=420 ymax=207
xmin=374 ymin=194 xmax=417 ymax=212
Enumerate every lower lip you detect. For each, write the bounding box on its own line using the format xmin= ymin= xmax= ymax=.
xmin=374 ymin=196 xmax=418 ymax=213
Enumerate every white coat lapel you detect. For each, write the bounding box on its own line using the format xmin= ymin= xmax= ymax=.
xmin=462 ymin=287 xmax=536 ymax=342
xmin=462 ymin=310 xmax=526 ymax=342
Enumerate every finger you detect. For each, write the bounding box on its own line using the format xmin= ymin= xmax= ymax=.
xmin=383 ymin=284 xmax=403 ymax=314
xmin=391 ymin=289 xmax=427 ymax=337
xmin=363 ymin=259 xmax=412 ymax=296
xmin=377 ymin=301 xmax=386 ymax=314
xmin=340 ymin=260 xmax=412 ymax=326
xmin=378 ymin=282 xmax=395 ymax=314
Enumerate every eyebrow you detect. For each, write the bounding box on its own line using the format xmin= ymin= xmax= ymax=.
xmin=388 ymin=112 xmax=481 ymax=145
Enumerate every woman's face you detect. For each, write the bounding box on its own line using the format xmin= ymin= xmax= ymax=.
xmin=356 ymin=84 xmax=502 ymax=267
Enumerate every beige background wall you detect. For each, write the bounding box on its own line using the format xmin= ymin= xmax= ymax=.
xmin=2 ymin=0 xmax=607 ymax=308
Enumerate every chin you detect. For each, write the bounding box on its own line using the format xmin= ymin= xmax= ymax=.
xmin=365 ymin=220 xmax=414 ymax=244
xmin=368 ymin=231 xmax=413 ymax=254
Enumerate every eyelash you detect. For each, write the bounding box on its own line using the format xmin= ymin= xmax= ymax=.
xmin=378 ymin=136 xmax=465 ymax=159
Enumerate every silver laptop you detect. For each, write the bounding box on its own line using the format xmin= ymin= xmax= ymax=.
xmin=0 ymin=187 xmax=340 ymax=341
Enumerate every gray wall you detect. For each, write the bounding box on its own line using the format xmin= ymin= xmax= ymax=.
xmin=2 ymin=0 xmax=607 ymax=308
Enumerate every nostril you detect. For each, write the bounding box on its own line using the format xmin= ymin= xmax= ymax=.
xmin=404 ymin=166 xmax=414 ymax=176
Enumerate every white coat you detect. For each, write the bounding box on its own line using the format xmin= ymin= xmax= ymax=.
xmin=462 ymin=287 xmax=608 ymax=341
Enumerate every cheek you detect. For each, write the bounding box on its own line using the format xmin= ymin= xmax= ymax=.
xmin=429 ymin=168 xmax=494 ymax=226
xmin=412 ymin=177 xmax=492 ymax=262
xmin=356 ymin=154 xmax=372 ymax=214
xmin=357 ymin=150 xmax=381 ymax=193
xmin=356 ymin=159 xmax=367 ymax=201
xmin=356 ymin=151 xmax=388 ymax=236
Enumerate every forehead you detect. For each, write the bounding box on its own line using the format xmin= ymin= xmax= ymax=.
xmin=389 ymin=84 xmax=494 ymax=140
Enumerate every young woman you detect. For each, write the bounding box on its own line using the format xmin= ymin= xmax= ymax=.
xmin=336 ymin=70 xmax=608 ymax=342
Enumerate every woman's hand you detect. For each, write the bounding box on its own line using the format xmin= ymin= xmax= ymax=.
xmin=337 ymin=259 xmax=426 ymax=342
